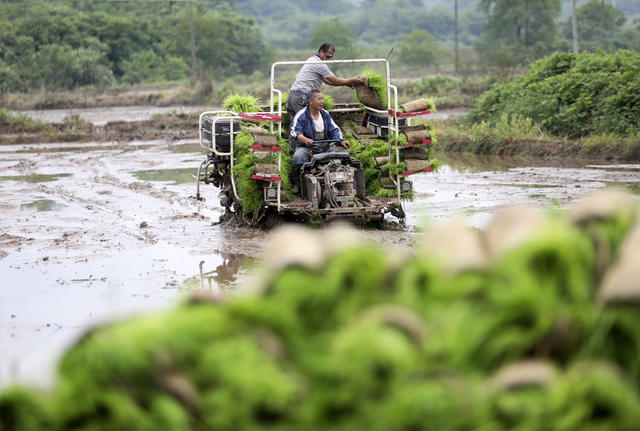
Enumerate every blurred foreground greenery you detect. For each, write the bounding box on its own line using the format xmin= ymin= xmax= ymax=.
xmin=2 ymin=189 xmax=640 ymax=430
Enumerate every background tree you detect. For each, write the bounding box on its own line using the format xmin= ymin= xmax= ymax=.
xmin=477 ymin=0 xmax=562 ymax=62
xmin=455 ymin=0 xmax=459 ymax=73
xmin=307 ymin=17 xmax=356 ymax=57
xmin=397 ymin=29 xmax=441 ymax=67
xmin=562 ymin=0 xmax=626 ymax=51
xmin=572 ymin=0 xmax=579 ymax=53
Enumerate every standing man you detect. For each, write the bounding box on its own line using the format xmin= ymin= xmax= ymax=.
xmin=286 ymin=43 xmax=365 ymax=120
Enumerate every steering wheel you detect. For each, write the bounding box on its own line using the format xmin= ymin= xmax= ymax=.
xmin=310 ymin=139 xmax=346 ymax=153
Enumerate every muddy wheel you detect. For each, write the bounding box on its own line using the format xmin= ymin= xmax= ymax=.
xmin=389 ymin=204 xmax=406 ymax=220
xmin=219 ymin=188 xmax=231 ymax=208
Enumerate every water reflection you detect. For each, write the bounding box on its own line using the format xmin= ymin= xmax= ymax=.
xmin=20 ymin=199 xmax=66 ymax=211
xmin=436 ymin=152 xmax=593 ymax=173
xmin=131 ymin=168 xmax=195 ymax=185
xmin=194 ymin=252 xmax=248 ymax=291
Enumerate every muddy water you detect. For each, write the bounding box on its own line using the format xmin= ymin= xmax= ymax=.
xmin=15 ymin=105 xmax=464 ymax=125
xmin=15 ymin=105 xmax=213 ymax=126
xmin=1 ymin=138 xmax=639 ymax=389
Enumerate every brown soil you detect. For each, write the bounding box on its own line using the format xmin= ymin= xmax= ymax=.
xmin=0 ymin=113 xmax=200 ymax=146
xmin=0 ymin=84 xmax=197 ymax=110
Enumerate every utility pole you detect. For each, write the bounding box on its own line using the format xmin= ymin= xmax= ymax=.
xmin=600 ymin=0 xmax=605 ymax=48
xmin=572 ymin=0 xmax=579 ymax=54
xmin=454 ymin=0 xmax=459 ymax=74
xmin=189 ymin=0 xmax=196 ymax=83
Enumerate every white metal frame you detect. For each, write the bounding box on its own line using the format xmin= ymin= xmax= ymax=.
xmin=269 ymin=58 xmax=403 ymax=205
xmin=198 ymin=110 xmax=283 ymax=211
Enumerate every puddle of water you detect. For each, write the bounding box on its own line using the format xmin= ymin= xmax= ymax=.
xmin=131 ymin=168 xmax=196 ymax=185
xmin=20 ymin=199 xmax=66 ymax=212
xmin=15 ymin=105 xmax=211 ymax=126
xmin=495 ymin=183 xmax=562 ymax=188
xmin=182 ymin=252 xmax=251 ymax=291
xmin=586 ymin=165 xmax=640 ymax=172
xmin=0 ymin=173 xmax=72 ymax=183
xmin=437 ymin=152 xmax=591 ymax=173
xmin=168 ymin=143 xmax=207 ymax=154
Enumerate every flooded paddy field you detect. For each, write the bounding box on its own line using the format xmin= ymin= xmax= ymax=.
xmin=1 ymin=111 xmax=639 ymax=389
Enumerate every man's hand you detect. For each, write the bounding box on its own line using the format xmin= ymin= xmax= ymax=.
xmin=297 ymin=135 xmax=313 ymax=147
xmin=340 ymin=140 xmax=350 ymax=149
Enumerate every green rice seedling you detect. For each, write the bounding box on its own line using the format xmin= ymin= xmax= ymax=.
xmin=425 ymin=97 xmax=437 ymax=112
xmin=306 ymin=316 xmax=423 ymax=431
xmin=276 ymin=136 xmax=294 ymax=201
xmin=231 ymin=131 xmax=294 ymax=216
xmin=325 ymin=247 xmax=395 ymax=324
xmin=476 ymin=384 xmax=551 ymax=431
xmin=146 ymin=395 xmax=191 ymax=431
xmin=223 ymin=93 xmax=262 ymax=113
xmin=390 ymin=132 xmax=408 ymax=145
xmin=232 ymin=131 xmax=264 ymax=216
xmin=582 ymin=306 xmax=640 ymax=383
xmin=473 ymin=223 xmax=597 ymax=369
xmin=490 ymin=220 xmax=596 ymax=304
xmin=323 ymin=94 xmax=335 ymax=111
xmin=55 ymin=302 xmax=302 ymax=431
xmin=573 ymin=212 xmax=637 ymax=278
xmin=355 ymin=69 xmax=388 ymax=108
xmin=8 ymin=195 xmax=640 ymax=430
xmin=369 ymin=379 xmax=477 ymax=431
xmin=389 ymin=256 xmax=449 ymax=311
xmin=348 ymin=139 xmax=407 ymax=198
xmin=421 ymin=221 xmax=596 ymax=373
xmin=0 ymin=387 xmax=52 ymax=431
xmin=254 ymin=266 xmax=335 ymax=335
xmin=270 ymin=92 xmax=288 ymax=112
xmin=260 ymin=246 xmax=390 ymax=336
xmin=197 ymin=335 xmax=301 ymax=431
xmin=549 ymin=362 xmax=640 ymax=431
xmin=421 ymin=300 xmax=501 ymax=372
xmin=53 ymin=304 xmax=233 ymax=429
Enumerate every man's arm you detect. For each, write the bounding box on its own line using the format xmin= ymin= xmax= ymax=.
xmin=296 ymin=134 xmax=314 ymax=147
xmin=324 ymin=75 xmax=366 ymax=87
xmin=292 ymin=112 xmax=314 ymax=146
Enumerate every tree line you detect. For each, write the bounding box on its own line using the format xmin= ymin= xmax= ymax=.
xmin=0 ymin=1 xmax=273 ymax=93
xmin=1 ymin=0 xmax=639 ymax=93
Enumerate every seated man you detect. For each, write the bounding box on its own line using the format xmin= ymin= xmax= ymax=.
xmin=290 ymin=90 xmax=350 ymax=167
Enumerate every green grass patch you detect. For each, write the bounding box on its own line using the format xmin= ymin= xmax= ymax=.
xmin=468 ymin=51 xmax=640 ymax=139
xmin=0 ymin=108 xmax=53 ymax=134
xmin=0 ymin=173 xmax=72 ymax=183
